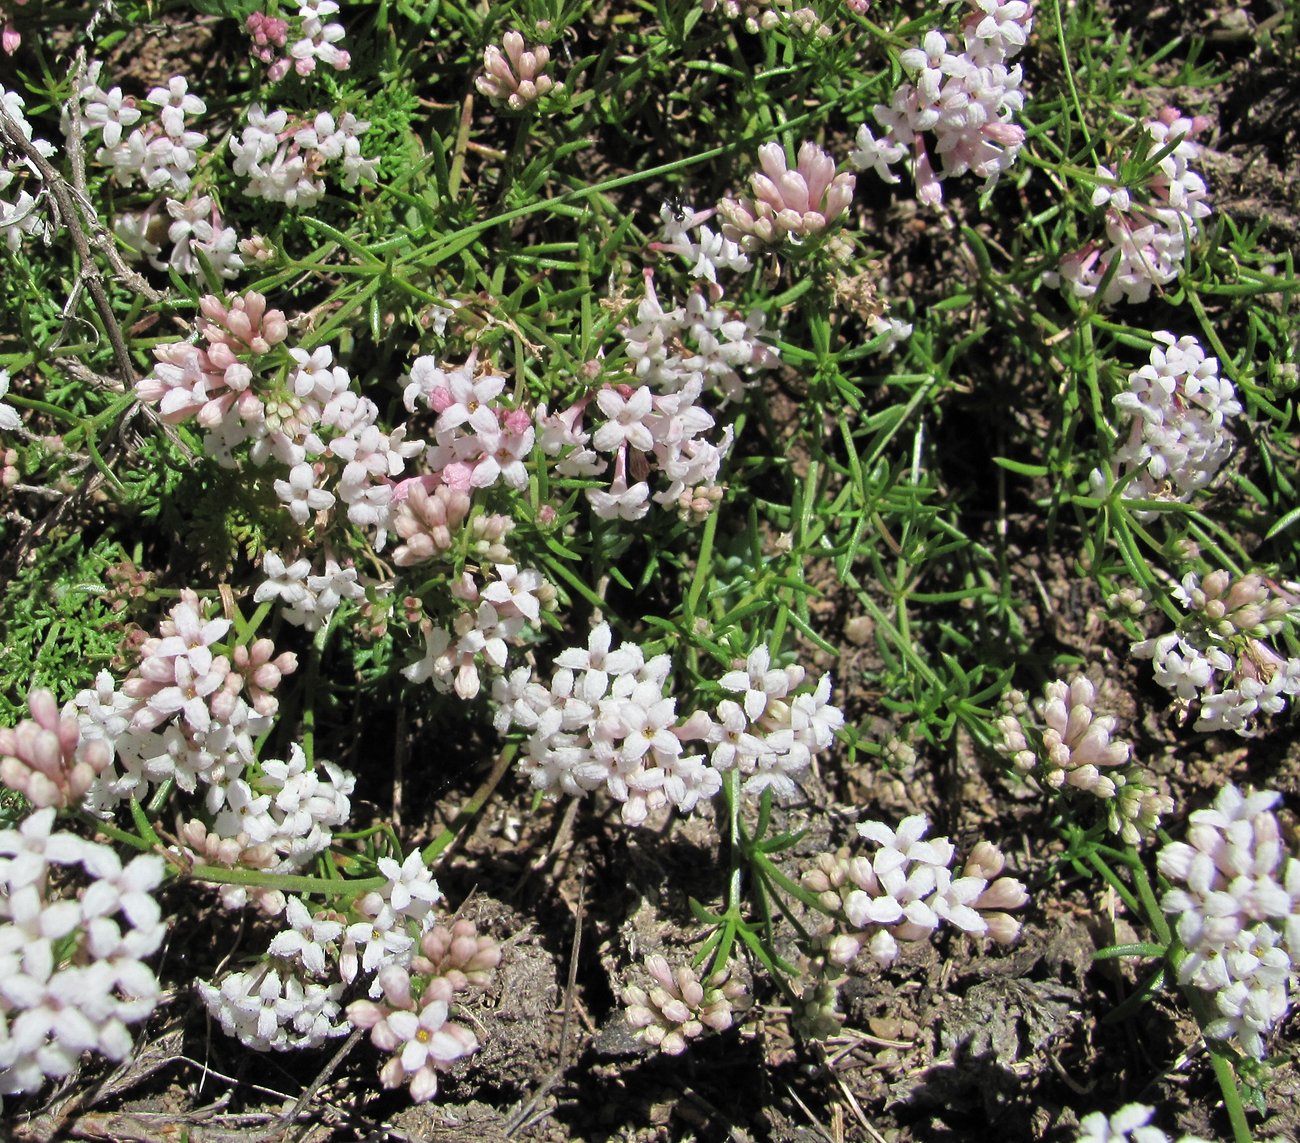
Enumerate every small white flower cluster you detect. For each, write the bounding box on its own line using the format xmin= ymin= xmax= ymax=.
xmin=541 ymin=267 xmax=776 ymax=523
xmin=718 ymin=141 xmax=855 ymax=249
xmin=1133 ymin=570 xmax=1300 ymax=736
xmin=625 ymin=258 xmax=778 ymax=403
xmin=402 ymin=562 xmax=554 ymax=700
xmin=700 ymin=0 xmax=832 ymax=38
xmin=75 ymin=69 xmax=207 ymax=194
xmin=1075 ymin=1103 xmax=1210 ymax=1143
xmin=850 ymin=0 xmax=1033 ymax=205
xmin=65 ymin=592 xmax=356 ymax=916
xmin=197 ymin=958 xmax=349 ymax=1052
xmin=62 ymin=64 xmax=243 ymax=280
xmin=802 ymin=814 xmax=1027 ymax=968
xmin=1093 ymin=333 xmax=1241 ymax=516
xmin=402 ymin=351 xmax=535 ymax=493
xmin=196 ymin=849 xmax=443 ymax=1052
xmin=247 ymin=0 xmax=352 ymax=82
xmin=994 ymin=675 xmax=1171 ymax=844
xmin=206 ymin=744 xmax=355 ymax=907
xmin=494 ymin=629 xmax=842 ymax=825
xmin=681 ymin=643 xmax=844 ymax=799
xmin=254 ymin=551 xmax=369 ymax=632
xmin=475 ymin=31 xmax=563 ymax=111
xmin=651 ymin=200 xmax=751 ymax=298
xmin=0 ymin=84 xmax=55 ymax=249
xmin=115 ymin=194 xmax=245 ymax=282
xmin=0 ymin=809 xmax=165 ymax=1095
xmin=230 ymin=104 xmax=377 ymax=207
xmin=623 ymin=955 xmax=746 ymax=1055
xmin=1053 ymin=109 xmax=1213 ymax=305
xmin=138 ymin=292 xmax=424 ymax=548
xmin=1158 ymin=785 xmax=1300 ymax=1060
xmin=346 ymin=912 xmax=500 ymax=1102
xmin=73 ymin=591 xmax=282 ymax=807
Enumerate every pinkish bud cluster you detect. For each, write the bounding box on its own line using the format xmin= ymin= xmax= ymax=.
xmin=246 ymin=0 xmax=351 ymax=80
xmin=993 ymin=675 xmax=1171 ymax=843
xmin=391 ymin=481 xmax=474 ymax=566
xmin=232 ymin=638 xmax=298 ymax=717
xmin=137 ymin=292 xmax=288 ymax=428
xmin=475 ymin=32 xmax=563 ymax=111
xmin=1133 ymin=570 xmax=1300 ymax=736
xmin=718 ymin=141 xmax=855 ymax=249
xmin=411 ymin=919 xmax=503 ymax=991
xmin=803 ymin=815 xmax=1027 ymax=968
xmin=1158 ymin=785 xmax=1300 ymax=1059
xmin=623 ymin=955 xmax=746 ymax=1055
xmin=175 ymin=817 xmax=279 ymax=910
xmin=0 ymin=688 xmax=110 ymax=808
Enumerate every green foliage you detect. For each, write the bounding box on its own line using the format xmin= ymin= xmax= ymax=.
xmin=0 ymin=532 xmax=138 ymax=719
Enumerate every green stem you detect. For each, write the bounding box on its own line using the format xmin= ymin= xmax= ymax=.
xmin=187 ymin=864 xmax=386 ymax=898
xmin=1084 ymin=850 xmax=1143 ymax=918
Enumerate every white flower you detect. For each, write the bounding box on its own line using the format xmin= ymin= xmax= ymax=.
xmin=341 ymin=905 xmax=413 ymax=987
xmin=255 ymin=551 xmax=313 ymax=606
xmin=274 ymin=463 xmax=335 ymax=525
xmin=376 ymin=850 xmax=441 ymax=918
xmin=593 ymin=386 xmax=655 ymax=453
xmin=482 ymin=564 xmax=544 ymax=623
xmin=718 ymin=645 xmax=789 ymax=721
xmin=268 ymin=896 xmax=343 ymax=977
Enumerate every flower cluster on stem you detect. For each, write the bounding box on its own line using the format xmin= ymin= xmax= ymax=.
xmin=347 ymin=916 xmax=501 ymax=1102
xmin=719 ymin=141 xmax=855 ymax=249
xmin=0 ymin=809 xmax=165 ymax=1095
xmin=623 ymin=955 xmax=746 ymax=1055
xmin=475 ymin=31 xmax=563 ymax=111
xmin=246 ymin=0 xmax=352 ymax=81
xmin=850 ymin=0 xmax=1034 ymax=204
xmin=1157 ymin=784 xmax=1300 ymax=1060
xmin=1133 ymin=570 xmax=1300 ymax=736
xmin=494 ymin=629 xmax=842 ymax=825
xmin=1092 ymin=333 xmax=1241 ymax=516
xmin=802 ymin=814 xmax=1027 ymax=968
xmin=994 ymin=675 xmax=1171 ymax=844
xmin=197 ymin=850 xmax=494 ymax=1062
xmin=1052 ymin=109 xmax=1213 ymax=305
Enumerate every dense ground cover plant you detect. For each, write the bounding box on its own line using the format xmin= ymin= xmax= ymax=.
xmin=1 ymin=0 xmax=1299 ymax=1138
